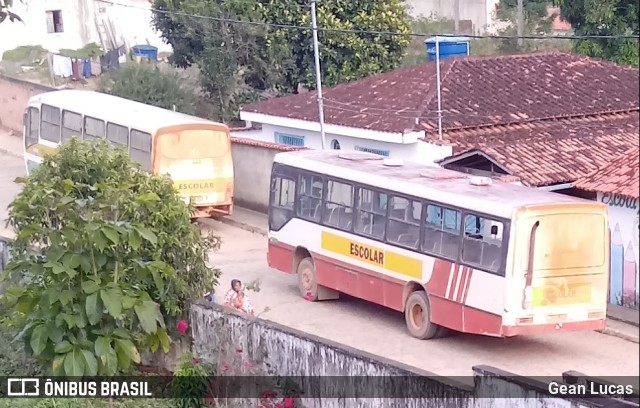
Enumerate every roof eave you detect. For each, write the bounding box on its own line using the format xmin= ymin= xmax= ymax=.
xmin=239 ymin=110 xmax=420 ymax=145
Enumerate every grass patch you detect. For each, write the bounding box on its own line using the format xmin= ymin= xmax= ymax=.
xmin=59 ymin=43 xmax=102 ymax=59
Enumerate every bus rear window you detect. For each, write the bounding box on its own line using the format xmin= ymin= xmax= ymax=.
xmin=157 ymin=129 xmax=229 ymax=159
xmin=527 ymin=213 xmax=606 ymax=270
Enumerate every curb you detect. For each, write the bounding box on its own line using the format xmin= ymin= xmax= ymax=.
xmin=597 ymin=327 xmax=639 ymax=344
xmin=212 ymin=216 xmax=268 ymax=236
xmin=606 ymin=314 xmax=640 ymax=328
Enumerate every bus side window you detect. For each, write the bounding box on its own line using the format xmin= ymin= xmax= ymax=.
xmin=461 ymin=214 xmax=504 ymax=274
xmin=40 ymin=104 xmax=61 ymax=143
xmin=323 ymin=180 xmax=353 ymax=231
xmin=61 ymin=110 xmax=82 ymax=143
xmin=269 ymin=176 xmax=296 ymax=231
xmin=84 ymin=117 xmax=105 ymax=141
xmin=387 ymin=196 xmax=421 ymax=249
xmin=423 ymin=204 xmax=461 ymax=260
xmin=25 ymin=107 xmax=39 ymax=148
xmin=106 ymin=123 xmax=129 ymax=148
xmin=130 ymin=129 xmax=152 ymax=171
xmin=297 ymin=173 xmax=323 ymax=223
xmin=355 ymin=187 xmax=386 ymax=239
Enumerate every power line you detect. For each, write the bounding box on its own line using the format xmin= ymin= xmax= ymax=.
xmin=101 ymin=0 xmax=640 ymax=41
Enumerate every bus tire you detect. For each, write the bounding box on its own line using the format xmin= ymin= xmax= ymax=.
xmin=404 ymin=291 xmax=438 ymax=340
xmin=297 ymin=258 xmax=319 ymax=301
xmin=296 ymin=257 xmax=339 ymax=301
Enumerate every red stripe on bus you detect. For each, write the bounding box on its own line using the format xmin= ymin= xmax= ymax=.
xmin=462 ymin=267 xmax=474 ymax=305
xmin=425 ymin=259 xmax=452 ymax=299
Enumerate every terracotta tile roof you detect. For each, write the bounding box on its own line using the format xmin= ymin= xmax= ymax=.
xmin=434 ymin=112 xmax=639 ymax=187
xmin=573 ymin=147 xmax=639 ymax=199
xmin=230 ymin=136 xmax=307 ymax=151
xmin=242 ymin=51 xmax=639 ymax=134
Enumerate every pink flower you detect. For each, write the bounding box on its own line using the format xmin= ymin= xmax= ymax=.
xmin=205 ymin=394 xmax=215 ymax=406
xmin=236 ymin=347 xmax=243 ymax=353
xmin=305 ymin=291 xmax=313 ymax=301
xmin=176 ymin=319 xmax=188 ymax=334
xmin=222 ymin=364 xmax=230 ymax=372
xmin=261 ymin=390 xmax=277 ymax=400
xmin=283 ymin=397 xmax=295 ymax=408
xmin=275 ymin=403 xmax=284 ymax=408
xmin=191 ymin=357 xmax=198 ymax=365
xmin=242 ymin=360 xmax=253 ymax=369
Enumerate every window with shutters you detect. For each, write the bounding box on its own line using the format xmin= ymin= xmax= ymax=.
xmin=61 ymin=110 xmax=82 ymax=142
xmin=130 ymin=129 xmax=152 ymax=171
xmin=84 ymin=117 xmax=105 ymax=140
xmin=40 ymin=104 xmax=61 ymax=143
xmin=46 ymin=10 xmax=64 ymax=33
xmin=106 ymin=123 xmax=129 ymax=147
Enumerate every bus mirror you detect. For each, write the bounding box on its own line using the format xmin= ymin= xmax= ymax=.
xmin=491 ymin=225 xmax=499 ymax=235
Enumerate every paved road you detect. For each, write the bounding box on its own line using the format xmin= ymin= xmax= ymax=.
xmin=1 ymin=149 xmax=637 ymax=382
xmin=200 ymin=218 xmax=639 ymax=380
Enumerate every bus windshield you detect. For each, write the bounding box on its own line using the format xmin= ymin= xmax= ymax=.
xmin=157 ymin=129 xmax=229 ymax=159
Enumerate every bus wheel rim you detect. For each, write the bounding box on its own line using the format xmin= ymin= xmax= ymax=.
xmin=410 ymin=303 xmax=424 ymax=328
xmin=301 ymin=268 xmax=313 ymax=291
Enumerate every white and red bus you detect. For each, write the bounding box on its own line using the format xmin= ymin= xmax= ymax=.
xmin=267 ymin=150 xmax=609 ymax=339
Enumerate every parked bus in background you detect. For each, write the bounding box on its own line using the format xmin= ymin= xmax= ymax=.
xmin=22 ymin=90 xmax=234 ymax=218
xmin=267 ymin=150 xmax=609 ymax=339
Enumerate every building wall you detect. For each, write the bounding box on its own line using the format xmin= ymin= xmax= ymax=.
xmin=233 ymin=123 xmax=453 ymax=165
xmin=406 ymin=0 xmax=501 ymax=34
xmin=0 ymin=0 xmax=170 ymax=60
xmin=598 ymin=192 xmax=640 ymax=309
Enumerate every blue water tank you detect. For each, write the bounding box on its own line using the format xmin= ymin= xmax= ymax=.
xmin=131 ymin=45 xmax=158 ymax=61
xmin=424 ymin=36 xmax=470 ymax=62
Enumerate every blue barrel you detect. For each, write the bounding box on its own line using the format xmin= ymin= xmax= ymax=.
xmin=425 ymin=36 xmax=470 ymax=62
xmin=131 ymin=45 xmax=158 ymax=61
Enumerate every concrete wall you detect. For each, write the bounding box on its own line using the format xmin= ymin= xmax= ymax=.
xmin=406 ymin=0 xmax=501 ymax=34
xmin=230 ymin=136 xmax=304 ymax=213
xmin=0 ymin=0 xmax=170 ymax=60
xmin=190 ymin=301 xmax=636 ymax=408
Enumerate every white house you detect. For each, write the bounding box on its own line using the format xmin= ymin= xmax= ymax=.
xmin=0 ymin=0 xmax=170 ymax=60
xmin=574 ymin=147 xmax=640 ymax=310
xmin=406 ymin=0 xmax=503 ymax=34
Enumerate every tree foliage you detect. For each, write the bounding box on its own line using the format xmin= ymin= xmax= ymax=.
xmin=496 ymin=0 xmax=556 ymax=52
xmin=151 ymin=0 xmax=411 ymax=119
xmin=1 ymin=139 xmax=221 ymax=376
xmin=0 ymin=0 xmax=22 ymax=24
xmin=554 ymin=0 xmax=639 ymax=66
xmin=99 ymin=62 xmax=199 ymax=116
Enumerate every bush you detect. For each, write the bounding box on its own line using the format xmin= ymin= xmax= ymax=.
xmin=99 ymin=62 xmax=199 ymax=115
xmin=1 ymin=138 xmax=221 ymax=376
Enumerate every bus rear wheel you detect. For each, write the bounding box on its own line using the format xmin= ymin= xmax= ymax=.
xmin=404 ymin=291 xmax=439 ymax=339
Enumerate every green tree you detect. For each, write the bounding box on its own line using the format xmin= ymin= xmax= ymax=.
xmin=262 ymin=0 xmax=412 ymax=90
xmin=99 ymin=62 xmax=199 ymax=115
xmin=554 ymin=0 xmax=639 ymax=66
xmin=152 ymin=0 xmax=412 ymax=103
xmin=152 ymin=0 xmax=291 ymax=121
xmin=0 ymin=0 xmax=22 ymax=24
xmin=496 ymin=0 xmax=556 ymax=52
xmin=1 ymin=138 xmax=221 ymax=376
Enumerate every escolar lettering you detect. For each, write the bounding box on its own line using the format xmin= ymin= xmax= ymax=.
xmin=349 ymin=242 xmax=384 ymax=265
xmin=178 ymin=182 xmax=214 ymax=190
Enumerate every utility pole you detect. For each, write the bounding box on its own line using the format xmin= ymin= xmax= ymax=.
xmin=517 ymin=0 xmax=524 ymax=47
xmin=310 ymin=0 xmax=326 ymax=149
xmin=435 ymin=36 xmax=443 ymax=141
xmin=453 ymin=0 xmax=460 ymax=34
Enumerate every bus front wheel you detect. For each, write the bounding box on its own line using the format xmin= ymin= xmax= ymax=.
xmin=296 ymin=257 xmax=339 ymax=301
xmin=404 ymin=291 xmax=439 ymax=339
xmin=297 ymin=258 xmax=319 ymax=301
